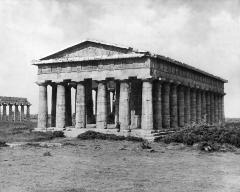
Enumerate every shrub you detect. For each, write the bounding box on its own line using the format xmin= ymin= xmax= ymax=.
xmin=77 ymin=131 xmax=143 ymax=142
xmin=0 ymin=141 xmax=7 ymax=147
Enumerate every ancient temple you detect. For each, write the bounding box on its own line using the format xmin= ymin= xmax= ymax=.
xmin=32 ymin=40 xmax=227 ymax=138
xmin=0 ymin=96 xmax=31 ymax=122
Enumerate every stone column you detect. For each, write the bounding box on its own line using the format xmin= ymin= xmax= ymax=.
xmin=215 ymin=94 xmax=219 ymax=124
xmin=206 ymin=92 xmax=211 ymax=124
xmin=201 ymin=91 xmax=207 ymax=122
xmin=56 ymin=83 xmax=66 ymax=129
xmin=9 ymin=104 xmax=13 ymax=122
xmin=75 ymin=82 xmax=86 ymax=128
xmin=210 ymin=92 xmax=215 ymax=125
xmin=196 ymin=90 xmax=202 ymax=124
xmin=119 ymin=80 xmax=130 ymax=130
xmin=85 ymin=79 xmax=94 ymax=124
xmin=114 ymin=81 xmax=120 ymax=125
xmin=94 ymin=88 xmax=98 ymax=116
xmin=178 ymin=85 xmax=185 ymax=127
xmin=51 ymin=84 xmax=57 ymax=127
xmin=14 ymin=105 xmax=19 ymax=122
xmin=106 ymin=89 xmax=111 ymax=122
xmin=141 ymin=80 xmax=153 ymax=130
xmin=153 ymin=80 xmax=162 ymax=129
xmin=20 ymin=105 xmax=24 ymax=122
xmin=96 ymin=81 xmax=107 ymax=129
xmin=170 ymin=83 xmax=178 ymax=128
xmin=162 ymin=82 xmax=170 ymax=129
xmin=220 ymin=94 xmax=225 ymax=123
xmin=184 ymin=87 xmax=191 ymax=125
xmin=190 ymin=88 xmax=197 ymax=124
xmin=37 ymin=83 xmax=48 ymax=128
xmin=0 ymin=105 xmax=1 ymax=121
xmin=65 ymin=85 xmax=72 ymax=126
xmin=2 ymin=104 xmax=7 ymax=121
xmin=26 ymin=105 xmax=30 ymax=121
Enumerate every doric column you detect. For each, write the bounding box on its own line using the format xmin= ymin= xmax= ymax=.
xmin=65 ymin=85 xmax=72 ymax=126
xmin=201 ymin=91 xmax=207 ymax=122
xmin=153 ymin=80 xmax=162 ymax=129
xmin=114 ymin=81 xmax=120 ymax=125
xmin=20 ymin=105 xmax=24 ymax=122
xmin=184 ymin=87 xmax=191 ymax=125
xmin=51 ymin=84 xmax=57 ymax=127
xmin=96 ymin=81 xmax=107 ymax=129
xmin=178 ymin=85 xmax=185 ymax=127
xmin=220 ymin=94 xmax=225 ymax=123
xmin=2 ymin=104 xmax=7 ymax=121
xmin=94 ymin=88 xmax=98 ymax=116
xmin=26 ymin=105 xmax=30 ymax=121
xmin=162 ymin=82 xmax=170 ymax=129
xmin=119 ymin=80 xmax=130 ymax=130
xmin=190 ymin=88 xmax=197 ymax=124
xmin=141 ymin=80 xmax=153 ymax=130
xmin=56 ymin=83 xmax=66 ymax=128
xmin=0 ymin=105 xmax=1 ymax=120
xmin=37 ymin=83 xmax=48 ymax=128
xmin=215 ymin=94 xmax=219 ymax=124
xmin=196 ymin=90 xmax=202 ymax=124
xmin=170 ymin=83 xmax=178 ymax=128
xmin=75 ymin=82 xmax=86 ymax=128
xmin=206 ymin=92 xmax=211 ymax=124
xmin=14 ymin=105 xmax=19 ymax=122
xmin=9 ymin=104 xmax=13 ymax=122
xmin=210 ymin=92 xmax=215 ymax=125
xmin=106 ymin=89 xmax=111 ymax=122
xmin=85 ymin=79 xmax=94 ymax=124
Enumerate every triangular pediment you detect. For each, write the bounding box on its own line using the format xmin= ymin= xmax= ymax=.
xmin=40 ymin=40 xmax=137 ymax=60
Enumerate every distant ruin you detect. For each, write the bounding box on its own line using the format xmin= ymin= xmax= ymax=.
xmin=0 ymin=96 xmax=31 ymax=122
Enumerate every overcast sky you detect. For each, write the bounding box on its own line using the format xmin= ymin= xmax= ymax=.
xmin=0 ymin=0 xmax=239 ymax=117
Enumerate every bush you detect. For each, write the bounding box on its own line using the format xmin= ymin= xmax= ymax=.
xmin=77 ymin=131 xmax=143 ymax=142
xmin=0 ymin=141 xmax=7 ymax=147
xmin=158 ymin=124 xmax=240 ymax=149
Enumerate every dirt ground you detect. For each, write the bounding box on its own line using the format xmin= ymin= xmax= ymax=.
xmin=1 ymin=138 xmax=240 ymax=192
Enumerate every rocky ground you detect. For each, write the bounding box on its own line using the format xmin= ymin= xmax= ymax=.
xmin=1 ymin=122 xmax=240 ymax=192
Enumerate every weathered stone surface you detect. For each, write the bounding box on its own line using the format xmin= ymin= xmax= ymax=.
xmin=214 ymin=94 xmax=219 ymax=124
xmin=184 ymin=86 xmax=191 ymax=125
xmin=56 ymin=84 xmax=66 ymax=128
xmin=170 ymin=84 xmax=178 ymax=128
xmin=178 ymin=85 xmax=185 ymax=127
xmin=14 ymin=105 xmax=19 ymax=122
xmin=75 ymin=82 xmax=86 ymax=128
xmin=210 ymin=92 xmax=215 ymax=125
xmin=20 ymin=105 xmax=24 ymax=122
xmin=119 ymin=81 xmax=130 ymax=130
xmin=65 ymin=85 xmax=72 ymax=126
xmin=85 ymin=79 xmax=94 ymax=124
xmin=114 ymin=81 xmax=120 ymax=125
xmin=190 ymin=88 xmax=197 ymax=124
xmin=153 ymin=80 xmax=162 ymax=129
xmin=8 ymin=104 xmax=13 ymax=122
xmin=26 ymin=105 xmax=30 ymax=121
xmin=201 ymin=91 xmax=207 ymax=122
xmin=96 ymin=81 xmax=107 ymax=129
xmin=51 ymin=84 xmax=57 ymax=127
xmin=2 ymin=104 xmax=7 ymax=121
xmin=206 ymin=92 xmax=211 ymax=124
xmin=196 ymin=90 xmax=202 ymax=123
xmin=141 ymin=80 xmax=153 ymax=130
xmin=38 ymin=84 xmax=48 ymax=128
xmin=162 ymin=82 xmax=170 ymax=129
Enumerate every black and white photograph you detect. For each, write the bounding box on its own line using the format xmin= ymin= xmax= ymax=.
xmin=0 ymin=0 xmax=240 ymax=191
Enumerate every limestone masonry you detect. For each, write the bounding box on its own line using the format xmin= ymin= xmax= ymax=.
xmin=32 ymin=40 xmax=227 ymax=139
xmin=0 ymin=96 xmax=31 ymax=122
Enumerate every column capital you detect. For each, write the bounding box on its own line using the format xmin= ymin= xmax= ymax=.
xmin=35 ymin=81 xmax=48 ymax=86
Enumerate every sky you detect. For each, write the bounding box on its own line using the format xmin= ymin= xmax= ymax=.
xmin=0 ymin=0 xmax=239 ymax=117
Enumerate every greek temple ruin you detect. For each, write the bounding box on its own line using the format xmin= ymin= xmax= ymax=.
xmin=32 ymin=40 xmax=227 ymax=138
xmin=0 ymin=97 xmax=31 ymax=122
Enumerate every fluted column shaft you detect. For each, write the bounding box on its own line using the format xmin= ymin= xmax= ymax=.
xmin=178 ymin=86 xmax=185 ymax=127
xmin=206 ymin=92 xmax=211 ymax=124
xmin=162 ymin=82 xmax=170 ymax=129
xmin=14 ymin=105 xmax=19 ymax=122
xmin=56 ymin=83 xmax=66 ymax=128
xmin=9 ymin=104 xmax=13 ymax=122
xmin=170 ymin=84 xmax=178 ymax=128
xmin=75 ymin=82 xmax=86 ymax=128
xmin=196 ymin=90 xmax=202 ymax=123
xmin=51 ymin=84 xmax=57 ymax=127
xmin=215 ymin=94 xmax=219 ymax=124
xmin=210 ymin=92 xmax=215 ymax=124
xmin=190 ymin=88 xmax=197 ymax=124
xmin=38 ymin=83 xmax=48 ymax=128
xmin=114 ymin=81 xmax=120 ymax=125
xmin=20 ymin=105 xmax=24 ymax=122
xmin=96 ymin=81 xmax=107 ymax=129
xmin=2 ymin=104 xmax=7 ymax=121
xmin=184 ymin=87 xmax=191 ymax=125
xmin=26 ymin=105 xmax=30 ymax=121
xmin=201 ymin=91 xmax=207 ymax=122
xmin=65 ymin=85 xmax=72 ymax=126
xmin=153 ymin=81 xmax=162 ymax=129
xmin=119 ymin=81 xmax=130 ymax=129
xmin=85 ymin=79 xmax=94 ymax=124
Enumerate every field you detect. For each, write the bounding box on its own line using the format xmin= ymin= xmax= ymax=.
xmin=1 ymin=121 xmax=240 ymax=192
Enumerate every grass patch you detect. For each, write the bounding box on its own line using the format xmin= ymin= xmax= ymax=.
xmin=156 ymin=122 xmax=240 ymax=151
xmin=77 ymin=131 xmax=143 ymax=142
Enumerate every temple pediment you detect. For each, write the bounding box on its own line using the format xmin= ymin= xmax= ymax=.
xmin=40 ymin=40 xmax=137 ymax=60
